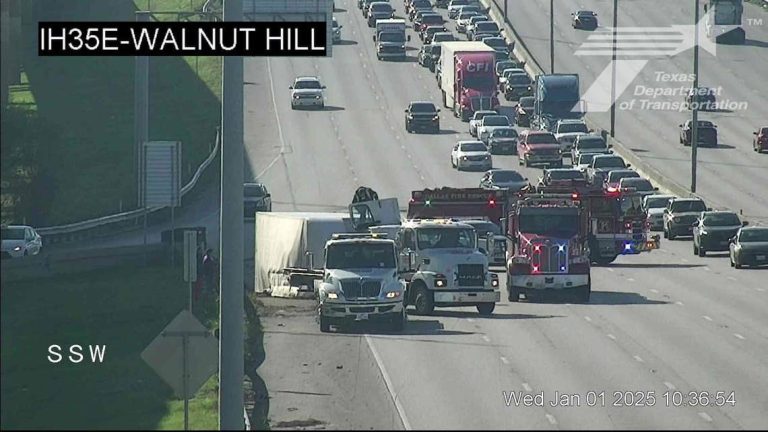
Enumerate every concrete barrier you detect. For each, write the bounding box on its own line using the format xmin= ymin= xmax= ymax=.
xmin=0 ymin=244 xmax=167 ymax=283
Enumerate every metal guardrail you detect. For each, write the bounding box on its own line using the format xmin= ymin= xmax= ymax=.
xmin=36 ymin=127 xmax=220 ymax=244
xmin=481 ymin=0 xmax=768 ymax=223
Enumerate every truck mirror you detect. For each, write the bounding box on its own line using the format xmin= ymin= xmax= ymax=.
xmin=407 ymin=35 xmax=411 ymax=41
xmin=626 ymin=163 xmax=631 ymax=168
xmin=742 ymin=221 xmax=749 ymax=226
xmin=373 ymin=35 xmax=376 ymax=42
xmin=408 ymin=251 xmax=417 ymax=268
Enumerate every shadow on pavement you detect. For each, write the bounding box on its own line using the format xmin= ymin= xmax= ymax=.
xmin=335 ymin=39 xmax=359 ymax=46
xmin=332 ymin=319 xmax=476 ymax=336
xmin=321 ymin=105 xmax=346 ymax=111
xmin=744 ymin=38 xmax=768 ymax=48
xmin=608 ymin=263 xmax=706 ymax=269
xmin=427 ymin=310 xmax=564 ymax=320
xmin=585 ymin=291 xmax=671 ymax=305
xmin=245 ymin=295 xmax=270 ymax=430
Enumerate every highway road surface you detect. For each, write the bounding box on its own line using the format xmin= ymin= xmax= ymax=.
xmin=248 ymin=1 xmax=768 ymax=429
xmin=498 ymin=0 xmax=768 ymax=219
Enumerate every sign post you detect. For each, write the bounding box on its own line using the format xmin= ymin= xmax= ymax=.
xmin=141 ymin=310 xmax=218 ymax=432
xmin=143 ymin=141 xmax=182 ymax=265
xmin=183 ymin=230 xmax=198 ymax=311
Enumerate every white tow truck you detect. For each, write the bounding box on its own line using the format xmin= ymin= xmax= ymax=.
xmin=315 ymin=233 xmax=407 ymax=332
xmin=371 ymin=219 xmax=500 ymax=315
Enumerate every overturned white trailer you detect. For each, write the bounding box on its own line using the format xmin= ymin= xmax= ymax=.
xmin=254 ymin=189 xmax=402 ymax=297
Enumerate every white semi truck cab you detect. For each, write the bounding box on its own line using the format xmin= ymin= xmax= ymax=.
xmin=373 ymin=219 xmax=500 ymax=315
xmin=315 ymin=233 xmax=407 ymax=332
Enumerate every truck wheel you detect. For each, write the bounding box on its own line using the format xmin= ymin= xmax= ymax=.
xmin=320 ymin=315 xmax=331 ymax=333
xmin=524 ymin=156 xmax=530 ymax=167
xmin=698 ymin=245 xmax=706 ymax=257
xmin=413 ymin=285 xmax=434 ymax=315
xmin=477 ymin=303 xmax=495 ymax=315
xmin=594 ymin=255 xmax=617 ymax=265
xmin=461 ymin=109 xmax=470 ymax=122
xmin=668 ymin=230 xmax=676 ymax=241
xmin=507 ymin=277 xmax=520 ymax=302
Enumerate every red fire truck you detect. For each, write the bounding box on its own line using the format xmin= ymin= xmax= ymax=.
xmin=536 ymin=183 xmax=661 ymax=264
xmin=505 ymin=192 xmax=592 ymax=302
xmin=408 ymin=188 xmax=509 ymax=265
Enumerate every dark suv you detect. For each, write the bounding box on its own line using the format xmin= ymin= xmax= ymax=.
xmin=663 ymin=198 xmax=708 ymax=240
xmin=692 ymin=211 xmax=745 ymax=256
xmin=405 ymin=101 xmax=440 ymax=133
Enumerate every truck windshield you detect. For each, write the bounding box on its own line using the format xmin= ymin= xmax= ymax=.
xmin=525 ymin=134 xmax=557 ymax=144
xmin=464 ymin=75 xmax=496 ymax=90
xmin=466 ymin=222 xmax=501 ymax=236
xmin=416 ymin=228 xmax=476 ymax=249
xmin=325 ymin=243 xmax=396 ymax=269
xmin=713 ymin=2 xmax=741 ymax=25
xmin=371 ymin=4 xmax=392 ymax=13
xmin=620 ymin=195 xmax=645 ymax=217
xmin=518 ymin=210 xmax=580 ymax=238
xmin=379 ymin=32 xmax=405 ymax=42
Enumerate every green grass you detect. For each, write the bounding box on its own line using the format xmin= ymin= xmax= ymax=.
xmin=1 ymin=0 xmax=221 ymax=226
xmin=0 ymin=263 xmax=220 ymax=429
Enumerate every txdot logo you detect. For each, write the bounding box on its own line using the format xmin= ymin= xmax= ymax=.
xmin=574 ymin=12 xmax=724 ymax=113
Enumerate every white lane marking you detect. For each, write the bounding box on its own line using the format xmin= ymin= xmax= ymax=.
xmin=703 ymin=266 xmax=711 ymax=271
xmin=545 ymin=414 xmax=558 ymax=425
xmin=727 ymin=276 xmax=737 ymax=282
xmin=584 ymin=316 xmax=592 ymax=322
xmin=482 ymin=335 xmax=491 ymax=343
xmin=500 ymin=356 xmax=509 ymax=365
xmin=675 ymin=301 xmax=684 ymax=306
xmin=607 ymin=333 xmax=617 ymax=340
xmin=365 ymin=336 xmax=412 ymax=430
xmin=522 ymin=382 xmax=533 ymax=392
xmin=606 ymin=268 xmax=614 ymax=272
xmin=255 ymin=58 xmax=287 ymax=179
xmin=757 ymin=288 xmax=766 ymax=292
xmin=703 ymin=315 xmax=713 ymax=321
xmin=627 ymin=278 xmax=635 ymax=282
xmin=467 ymin=318 xmax=475 ymax=322
xmin=664 ymin=381 xmax=676 ymax=390
xmin=698 ymin=412 xmax=713 ymax=423
xmin=650 ymin=288 xmax=659 ymax=294
xmin=633 ymin=355 xmax=644 ymax=363
xmin=681 ymin=258 xmax=689 ymax=263
xmin=733 ymin=333 xmax=746 ymax=340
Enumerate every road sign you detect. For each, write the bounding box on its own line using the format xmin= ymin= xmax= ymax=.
xmin=244 ymin=0 xmax=333 ymax=57
xmin=184 ymin=231 xmax=198 ymax=283
xmin=141 ymin=310 xmax=218 ymax=400
xmin=143 ymin=141 xmax=182 ymax=208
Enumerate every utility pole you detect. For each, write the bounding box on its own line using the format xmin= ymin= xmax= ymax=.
xmin=691 ymin=0 xmax=700 ymax=193
xmin=135 ymin=11 xmax=150 ymax=209
xmin=219 ymin=0 xmax=244 ymax=430
xmin=610 ymin=0 xmax=618 ymax=137
xmin=549 ymin=0 xmax=554 ymax=73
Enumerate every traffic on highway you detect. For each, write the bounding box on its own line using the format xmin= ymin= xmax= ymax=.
xmin=247 ymin=0 xmax=768 ymax=429
xmin=2 ymin=0 xmax=767 ymax=430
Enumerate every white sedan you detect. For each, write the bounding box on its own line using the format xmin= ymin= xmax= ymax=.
xmin=451 ymin=140 xmax=492 ymax=171
xmin=290 ymin=76 xmax=326 ymax=109
xmin=1 ymin=225 xmax=43 ymax=258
